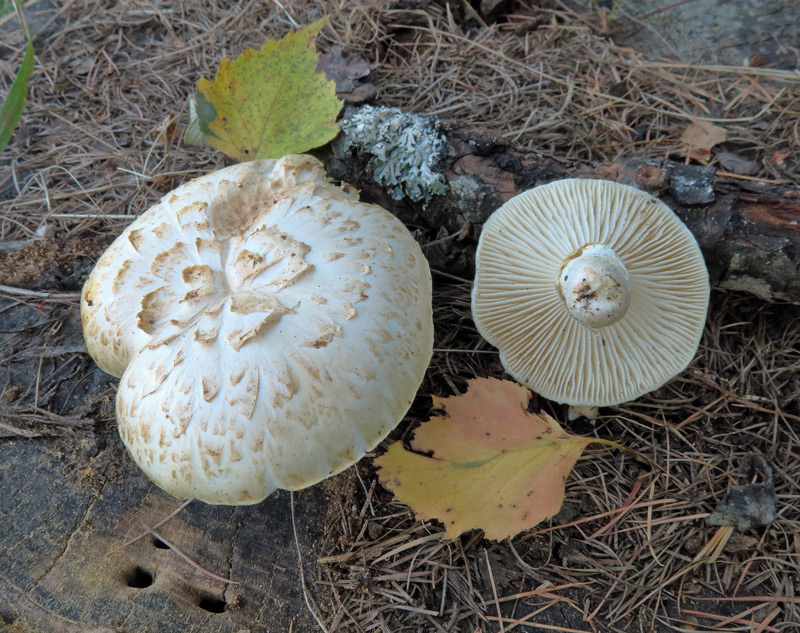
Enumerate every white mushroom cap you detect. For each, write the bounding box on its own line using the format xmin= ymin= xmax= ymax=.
xmin=471 ymin=178 xmax=709 ymax=408
xmin=82 ymin=155 xmax=433 ymax=504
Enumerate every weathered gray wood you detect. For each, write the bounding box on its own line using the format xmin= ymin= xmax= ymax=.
xmin=0 ymin=434 xmax=328 ymax=633
xmin=563 ymin=0 xmax=800 ymax=68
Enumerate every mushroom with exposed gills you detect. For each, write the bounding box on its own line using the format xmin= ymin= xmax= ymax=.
xmin=81 ymin=154 xmax=433 ymax=505
xmin=471 ymin=178 xmax=709 ymax=416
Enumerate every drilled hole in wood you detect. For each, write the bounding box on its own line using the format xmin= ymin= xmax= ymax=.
xmin=198 ymin=596 xmax=226 ymax=613
xmin=151 ymin=537 xmax=169 ymax=549
xmin=126 ymin=566 xmax=154 ymax=589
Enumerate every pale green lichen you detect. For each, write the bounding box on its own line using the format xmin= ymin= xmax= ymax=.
xmin=340 ymin=105 xmax=448 ymax=203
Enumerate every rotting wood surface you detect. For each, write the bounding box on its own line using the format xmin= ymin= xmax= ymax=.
xmin=0 ymin=422 xmax=326 ymax=633
xmin=321 ymin=108 xmax=800 ymax=304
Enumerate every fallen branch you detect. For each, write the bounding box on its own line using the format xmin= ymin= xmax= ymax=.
xmin=321 ymin=106 xmax=800 ymax=304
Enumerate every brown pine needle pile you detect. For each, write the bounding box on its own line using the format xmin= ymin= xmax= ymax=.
xmin=1 ymin=1 xmax=798 ymax=631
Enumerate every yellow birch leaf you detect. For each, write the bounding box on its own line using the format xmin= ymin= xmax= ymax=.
xmin=193 ymin=18 xmax=342 ymax=161
xmin=376 ymin=378 xmax=624 ymax=541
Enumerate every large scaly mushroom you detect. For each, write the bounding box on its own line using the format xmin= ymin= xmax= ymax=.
xmin=82 ymin=154 xmax=433 ymax=504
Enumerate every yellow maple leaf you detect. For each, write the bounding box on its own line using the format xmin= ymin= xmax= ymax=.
xmin=376 ymin=378 xmax=625 ymax=540
xmin=192 ymin=18 xmax=342 ymax=161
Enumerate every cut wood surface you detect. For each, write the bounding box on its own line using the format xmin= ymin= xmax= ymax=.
xmin=322 ymin=107 xmax=800 ymax=304
xmin=0 ymin=429 xmax=327 ymax=633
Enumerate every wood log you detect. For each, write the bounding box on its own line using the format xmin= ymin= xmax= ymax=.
xmin=0 ymin=430 xmax=328 ymax=633
xmin=320 ymin=107 xmax=800 ymax=304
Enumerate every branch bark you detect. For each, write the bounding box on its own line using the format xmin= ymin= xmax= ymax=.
xmin=320 ymin=107 xmax=800 ymax=304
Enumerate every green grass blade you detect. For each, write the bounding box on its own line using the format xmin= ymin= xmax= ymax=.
xmin=0 ymin=0 xmax=20 ymax=18
xmin=0 ymin=7 xmax=34 ymax=155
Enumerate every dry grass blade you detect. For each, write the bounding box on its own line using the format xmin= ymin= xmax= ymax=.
xmin=291 ymin=491 xmax=329 ymax=633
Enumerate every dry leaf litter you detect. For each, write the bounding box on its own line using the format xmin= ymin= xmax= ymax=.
xmin=1 ymin=1 xmax=799 ymax=631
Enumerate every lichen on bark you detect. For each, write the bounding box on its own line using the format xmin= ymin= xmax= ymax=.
xmin=339 ymin=105 xmax=448 ymax=204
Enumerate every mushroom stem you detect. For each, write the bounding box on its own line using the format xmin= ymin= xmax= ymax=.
xmin=558 ymin=244 xmax=630 ymax=329
xmin=568 ymin=405 xmax=600 ymax=421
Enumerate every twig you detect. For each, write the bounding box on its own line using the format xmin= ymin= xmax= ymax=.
xmin=552 ymin=0 xmax=603 ymax=33
xmin=105 ymin=497 xmax=195 ymax=558
xmin=610 ymin=526 xmax=735 ymax=624
xmin=679 ymin=607 xmax=780 ymax=633
xmin=484 ymin=548 xmax=505 ymax=633
xmin=610 ymin=0 xmax=699 ymax=34
xmin=0 ymin=285 xmax=80 ymax=300
xmin=141 ymin=523 xmax=240 ymax=585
